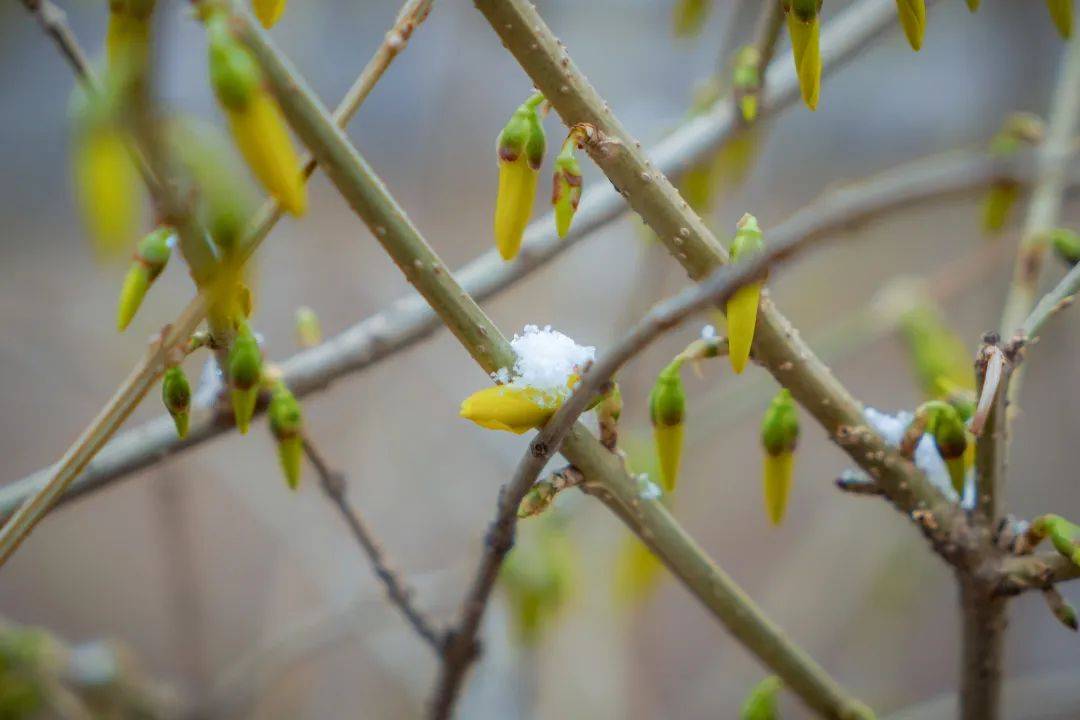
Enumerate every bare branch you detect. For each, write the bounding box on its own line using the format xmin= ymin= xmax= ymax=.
xmin=301 ymin=436 xmax=444 ymax=653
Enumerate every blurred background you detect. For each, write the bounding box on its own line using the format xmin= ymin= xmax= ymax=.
xmin=1 ymin=0 xmax=1079 ymax=717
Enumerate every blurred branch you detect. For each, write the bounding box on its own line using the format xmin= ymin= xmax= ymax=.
xmin=300 ymin=436 xmax=444 ymax=653
xmin=0 ymin=0 xmax=433 ymax=568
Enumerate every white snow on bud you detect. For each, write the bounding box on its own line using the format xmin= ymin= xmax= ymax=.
xmin=700 ymin=324 xmax=717 ymax=340
xmin=864 ymin=406 xmax=971 ymax=505
xmin=498 ymin=325 xmax=595 ymax=394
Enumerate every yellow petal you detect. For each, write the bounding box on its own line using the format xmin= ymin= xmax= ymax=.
xmin=494 ymin=156 xmax=537 ymax=261
xmin=116 ymin=264 xmax=150 ymax=331
xmin=227 ymin=92 xmax=307 ymax=216
xmin=726 ymin=282 xmax=761 ymax=375
xmin=253 ymin=0 xmax=287 ymax=28
xmin=763 ymin=452 xmax=793 ymax=525
xmin=787 ymin=15 xmax=821 ymax=111
xmin=654 ymin=422 xmax=684 ymax=493
xmin=460 ymin=385 xmax=555 ymax=434
xmin=73 ymin=127 xmax=142 ymax=259
xmin=896 ymin=0 xmax=926 ymax=51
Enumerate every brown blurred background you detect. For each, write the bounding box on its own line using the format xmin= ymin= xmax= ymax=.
xmin=1 ymin=0 xmax=1079 ymax=718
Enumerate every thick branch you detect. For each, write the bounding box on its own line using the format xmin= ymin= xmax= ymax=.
xmin=958 ymin=578 xmax=1007 ymax=720
xmin=301 ymin=436 xmax=444 ymax=653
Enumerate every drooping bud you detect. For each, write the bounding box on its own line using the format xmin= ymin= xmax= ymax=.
xmin=726 ymin=213 xmax=765 ymax=374
xmin=761 ymin=389 xmax=798 ymax=525
xmin=268 ymin=383 xmax=303 ymax=489
xmin=227 ymin=322 xmax=263 ymax=434
xmin=982 ymin=112 xmax=1044 ymax=234
xmin=649 ymin=359 xmax=686 ymax=493
xmin=898 ymin=302 xmax=975 ymax=401
xmin=161 ymin=366 xmax=191 ymax=439
xmin=252 ymin=0 xmax=287 ymax=29
xmin=928 ymin=402 xmax=967 ymax=496
xmin=295 ymin=306 xmax=322 ymax=347
xmin=740 ymin=676 xmax=782 ymax=720
xmin=460 ymin=384 xmax=557 ymax=434
xmin=207 ymin=13 xmax=306 ymax=216
xmin=1043 ymin=587 xmax=1079 ymax=631
xmin=1046 ymin=0 xmax=1074 ymax=38
xmin=782 ymin=0 xmax=823 ymax=111
xmin=733 ymin=46 xmax=763 ymax=124
xmin=116 ymin=227 xmax=175 ymax=331
xmin=70 ymin=86 xmax=143 ymax=260
xmin=895 ymin=0 xmax=926 ymax=51
xmin=552 ymin=136 xmax=583 ymax=239
xmin=672 ymin=0 xmax=711 ymax=38
xmin=494 ymin=93 xmax=546 ymax=260
xmin=1050 ymin=228 xmax=1080 ymax=267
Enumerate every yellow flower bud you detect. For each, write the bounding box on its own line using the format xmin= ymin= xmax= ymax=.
xmin=459 ymin=384 xmax=558 ymax=434
xmin=761 ymin=389 xmax=798 ymax=525
xmin=72 ymin=122 xmax=143 ymax=260
xmin=614 ymin=535 xmax=664 ymax=607
xmin=672 ymin=0 xmax=711 ymax=37
xmin=981 ymin=182 xmax=1019 ymax=234
xmin=552 ymin=139 xmax=583 ymax=239
xmin=928 ymin=403 xmax=967 ymax=496
xmin=649 ymin=360 xmax=686 ymax=493
xmin=106 ymin=0 xmax=155 ymax=70
xmin=252 ymin=0 xmax=287 ymax=29
xmin=895 ymin=0 xmax=926 ymax=51
xmin=116 ymin=227 xmax=174 ymax=331
xmin=726 ymin=214 xmax=765 ymax=375
xmin=494 ymin=93 xmax=545 ymax=260
xmin=783 ymin=1 xmax=822 ymax=111
xmin=966 ymin=0 xmax=980 ymax=11
xmin=1047 ymin=0 xmax=1073 ymax=38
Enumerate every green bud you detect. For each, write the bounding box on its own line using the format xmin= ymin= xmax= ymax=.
xmin=733 ymin=46 xmax=762 ymax=124
xmin=1050 ymin=228 xmax=1080 ymax=267
xmin=161 ymin=366 xmax=191 ymax=439
xmin=268 ymin=384 xmax=303 ymax=489
xmin=552 ymin=139 xmax=583 ymax=239
xmin=116 ymin=227 xmax=175 ymax=331
xmin=295 ymin=306 xmax=323 ymax=348
xmin=496 ymin=93 xmax=546 ymax=169
xmin=740 ymin=676 xmax=782 ymax=720
xmin=208 ymin=23 xmax=262 ymax=112
xmin=928 ymin=402 xmax=967 ymax=495
xmin=761 ymin=389 xmax=799 ymax=456
xmin=228 ymin=323 xmax=262 ymax=434
xmin=730 ymin=213 xmax=765 ymax=262
xmin=650 ymin=360 xmax=686 ymax=493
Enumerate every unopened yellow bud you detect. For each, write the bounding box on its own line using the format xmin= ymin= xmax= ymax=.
xmin=228 ymin=323 xmax=262 ymax=434
xmin=552 ymin=139 xmax=583 ymax=239
xmin=72 ymin=123 xmax=142 ymax=259
xmin=106 ymin=0 xmax=154 ymax=70
xmin=726 ymin=214 xmax=765 ymax=374
xmin=783 ymin=1 xmax=822 ymax=110
xmin=460 ymin=385 xmax=558 ymax=434
xmin=982 ymin=182 xmax=1019 ymax=234
xmin=761 ymin=389 xmax=798 ymax=525
xmin=895 ymin=0 xmax=926 ymax=51
xmin=1047 ymin=0 xmax=1073 ymax=38
xmin=649 ymin=360 xmax=686 ymax=492
xmin=116 ymin=227 xmax=174 ymax=331
xmin=672 ymin=0 xmax=711 ymax=38
xmin=252 ymin=0 xmax=287 ymax=29
xmin=614 ymin=536 xmax=664 ymax=607
xmin=966 ymin=0 xmax=980 ymax=11
xmin=269 ymin=384 xmax=303 ymax=489
xmin=494 ymin=93 xmax=545 ymax=260
xmin=226 ymin=93 xmax=306 ymax=216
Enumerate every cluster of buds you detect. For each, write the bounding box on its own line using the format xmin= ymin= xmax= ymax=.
xmin=116 ymin=227 xmax=174 ymax=331
xmin=982 ymin=112 xmax=1044 ymax=234
xmin=726 ymin=214 xmax=765 ymax=375
xmin=649 ymin=358 xmax=686 ymax=493
xmin=494 ymin=92 xmax=546 ymax=260
xmin=1046 ymin=0 xmax=1074 ymax=38
xmin=740 ymin=676 xmax=782 ymax=720
xmin=268 ymin=382 xmax=304 ymax=489
xmin=782 ymin=0 xmax=822 ymax=111
xmin=760 ymin=389 xmax=798 ymax=525
xmin=205 ymin=9 xmax=306 ymax=217
xmin=252 ymin=0 xmax=288 ymax=29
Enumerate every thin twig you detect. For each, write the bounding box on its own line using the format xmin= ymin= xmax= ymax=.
xmin=733 ymin=0 xmax=785 ymax=123
xmin=300 ymin=437 xmax=444 ymax=653
xmin=1009 ymin=258 xmax=1080 ymax=352
xmin=0 ymin=0 xmax=433 ymax=568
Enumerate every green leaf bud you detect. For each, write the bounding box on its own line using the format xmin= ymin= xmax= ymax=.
xmin=740 ymin=676 xmax=782 ymax=720
xmin=228 ymin=323 xmax=262 ymax=434
xmin=1049 ymin=228 xmax=1080 ymax=267
xmin=208 ymin=25 xmax=262 ymax=113
xmin=161 ymin=366 xmax=191 ymax=439
xmin=268 ymin=384 xmax=303 ymax=489
xmin=928 ymin=402 xmax=967 ymax=495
